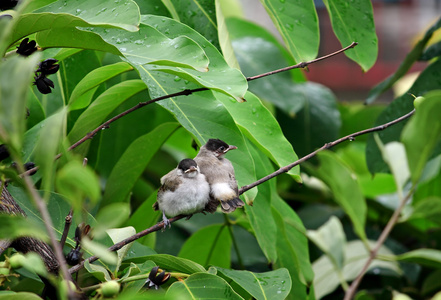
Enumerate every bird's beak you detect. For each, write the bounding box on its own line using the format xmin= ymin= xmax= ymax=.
xmin=184 ymin=166 xmax=198 ymax=173
xmin=225 ymin=145 xmax=237 ymax=153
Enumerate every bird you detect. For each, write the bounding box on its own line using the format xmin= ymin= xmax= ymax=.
xmin=153 ymin=158 xmax=211 ymax=228
xmin=194 ymin=139 xmax=244 ymax=213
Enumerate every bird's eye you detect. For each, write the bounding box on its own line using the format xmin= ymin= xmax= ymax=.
xmin=219 ymin=146 xmax=225 ymax=151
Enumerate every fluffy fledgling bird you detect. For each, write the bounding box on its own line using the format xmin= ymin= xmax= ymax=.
xmin=194 ymin=139 xmax=244 ymax=213
xmin=153 ymin=158 xmax=210 ymax=228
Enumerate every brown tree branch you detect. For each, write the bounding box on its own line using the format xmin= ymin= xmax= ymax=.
xmin=68 ymin=108 xmax=415 ymax=274
xmin=343 ymin=190 xmax=414 ymax=300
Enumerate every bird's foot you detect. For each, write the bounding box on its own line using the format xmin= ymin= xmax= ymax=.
xmin=162 ymin=211 xmax=171 ymax=230
xmin=185 ymin=214 xmax=193 ymax=220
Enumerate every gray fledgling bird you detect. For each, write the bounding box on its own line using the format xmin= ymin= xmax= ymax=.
xmin=194 ymin=139 xmax=244 ymax=213
xmin=153 ymin=158 xmax=210 ymax=228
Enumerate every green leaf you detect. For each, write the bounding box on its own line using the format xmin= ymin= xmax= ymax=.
xmin=217 ymin=267 xmax=291 ymax=300
xmin=396 ymin=249 xmax=441 ymax=269
xmin=87 ymin=24 xmax=210 ymax=72
xmin=272 ymin=209 xmax=308 ymax=299
xmin=244 ymin=144 xmax=277 ymax=263
xmin=68 ymin=62 xmax=133 ymax=110
xmin=314 ymin=151 xmax=367 ymax=241
xmin=313 ymin=240 xmax=400 ymax=299
xmin=421 ymin=41 xmax=441 ymax=61
xmin=144 ymin=254 xmax=206 ymax=274
xmin=101 ymin=122 xmax=179 ymax=207
xmin=82 ymin=238 xmax=118 ymax=265
xmin=0 ymin=292 xmax=44 ymax=300
xmin=170 ymin=0 xmax=219 ymax=50
xmin=107 ymin=226 xmax=137 ymax=274
xmin=67 ymin=79 xmax=148 ymax=152
xmin=0 ymin=215 xmax=48 ymax=241
xmin=36 ymin=27 xmax=122 ymax=55
xmin=84 ymin=260 xmax=112 ymax=282
xmin=55 ymin=159 xmax=100 ymax=209
xmin=401 ymin=91 xmax=441 ymax=183
xmin=374 ymin=139 xmax=410 ymax=193
xmin=323 ymin=0 xmax=377 ymax=71
xmin=94 ymin=203 xmax=131 ymax=239
xmin=0 ymin=55 xmax=40 ymax=152
xmin=34 ymin=108 xmax=67 ymax=194
xmin=366 ymin=17 xmax=441 ymax=104
xmin=407 ymin=197 xmax=441 ymax=226
xmin=178 ymin=224 xmax=232 ymax=268
xmin=36 ymin=0 xmax=140 ymax=31
xmin=259 ymin=0 xmax=319 ymax=62
xmin=161 ymin=0 xmax=180 ymax=20
xmin=125 ymin=190 xmax=160 ymax=248
xmin=167 ymin=273 xmax=242 ymax=299
xmin=13 ymin=252 xmax=48 ymax=277
xmin=216 ymin=0 xmax=240 ymax=69
xmin=272 ymin=196 xmax=313 ymax=285
xmin=279 ymin=82 xmax=341 ymax=157
xmin=140 ymin=14 xmax=248 ymax=102
xmin=8 ymin=0 xmax=140 ymax=47
xmin=307 ymin=216 xmax=346 ymax=270
xmin=366 ymin=59 xmax=441 ymax=174
xmin=215 ymin=91 xmax=299 ymax=178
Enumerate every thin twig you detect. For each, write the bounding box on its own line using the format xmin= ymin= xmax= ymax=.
xmin=343 ymin=190 xmax=414 ymax=300
xmin=68 ymin=108 xmax=415 ymax=274
xmin=245 ymin=42 xmax=358 ymax=81
xmin=59 ymin=208 xmax=73 ymax=250
xmin=68 ymin=215 xmax=185 ymax=274
xmin=21 ymin=174 xmax=75 ymax=297
xmin=239 ymin=109 xmax=415 ymax=194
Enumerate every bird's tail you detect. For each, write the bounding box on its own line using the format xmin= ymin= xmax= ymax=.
xmin=220 ymin=197 xmax=244 ymax=213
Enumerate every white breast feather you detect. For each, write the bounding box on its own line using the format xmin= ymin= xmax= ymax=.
xmin=159 ymin=174 xmax=210 ymax=217
xmin=211 ymin=182 xmax=236 ymax=200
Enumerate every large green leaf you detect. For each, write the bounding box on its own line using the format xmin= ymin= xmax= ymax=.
xmin=34 ymin=108 xmax=67 ymax=195
xmin=244 ymin=144 xmax=277 ymax=263
xmin=227 ymin=17 xmax=305 ymax=114
xmin=396 ymin=249 xmax=441 ymax=269
xmin=144 ymin=254 xmax=206 ymax=274
xmin=217 ymin=267 xmax=291 ymax=300
xmin=101 ymin=122 xmax=179 ymax=207
xmin=87 ymin=24 xmax=210 ymax=72
xmin=216 ymin=91 xmax=299 ymax=178
xmin=171 ymin=0 xmax=219 ymax=50
xmin=401 ymin=91 xmax=441 ymax=183
xmin=259 ymin=0 xmax=319 ymax=62
xmin=0 ymin=215 xmax=48 ymax=241
xmin=68 ymin=62 xmax=133 ymax=110
xmin=167 ymin=273 xmax=242 ymax=299
xmin=67 ymin=79 xmax=148 ymax=153
xmin=36 ymin=0 xmax=139 ymax=31
xmin=313 ymin=240 xmax=400 ymax=299
xmin=366 ymin=59 xmax=441 ymax=174
xmin=314 ymin=151 xmax=367 ymax=241
xmin=140 ymin=14 xmax=248 ymax=101
xmin=215 ymin=0 xmax=240 ymax=69
xmin=272 ymin=209 xmax=308 ymax=299
xmin=322 ymin=0 xmax=378 ymax=71
xmin=272 ymin=195 xmax=313 ymax=285
xmin=178 ymin=224 xmax=232 ymax=268
xmin=278 ymin=82 xmax=341 ymax=157
xmin=0 ymin=55 xmax=40 ymax=152
xmin=7 ymin=0 xmax=140 ymax=47
xmin=366 ymin=17 xmax=441 ymax=104
xmin=307 ymin=216 xmax=346 ymax=271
